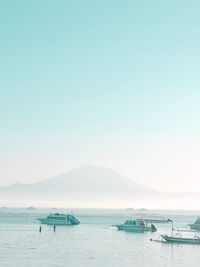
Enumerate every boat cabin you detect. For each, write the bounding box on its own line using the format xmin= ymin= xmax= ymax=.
xmin=47 ymin=213 xmax=66 ymax=220
xmin=124 ymin=219 xmax=147 ymax=227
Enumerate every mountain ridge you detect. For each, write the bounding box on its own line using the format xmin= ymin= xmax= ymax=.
xmin=0 ymin=165 xmax=160 ymax=196
xmin=1 ymin=165 xmax=200 ymax=199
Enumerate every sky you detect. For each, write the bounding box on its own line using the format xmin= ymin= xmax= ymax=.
xmin=0 ymin=0 xmax=200 ymax=193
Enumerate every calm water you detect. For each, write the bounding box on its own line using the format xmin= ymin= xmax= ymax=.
xmin=0 ymin=208 xmax=200 ymax=267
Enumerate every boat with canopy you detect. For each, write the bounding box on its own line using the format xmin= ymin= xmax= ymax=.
xmin=114 ymin=219 xmax=157 ymax=232
xmin=160 ymin=234 xmax=200 ymax=244
xmin=159 ymin=219 xmax=200 ymax=244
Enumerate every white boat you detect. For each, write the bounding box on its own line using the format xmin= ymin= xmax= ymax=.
xmin=159 ymin=219 xmax=200 ymax=244
xmin=189 ymin=217 xmax=200 ymax=230
xmin=38 ymin=213 xmax=80 ymax=225
xmin=161 ymin=234 xmax=200 ymax=244
xmin=114 ymin=219 xmax=157 ymax=232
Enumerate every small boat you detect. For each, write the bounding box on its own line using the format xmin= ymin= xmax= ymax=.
xmin=114 ymin=219 xmax=157 ymax=232
xmin=161 ymin=234 xmax=200 ymax=244
xmin=38 ymin=213 xmax=80 ymax=225
xmin=189 ymin=217 xmax=200 ymax=230
xmin=26 ymin=206 xmax=35 ymax=210
xmin=159 ymin=219 xmax=200 ymax=244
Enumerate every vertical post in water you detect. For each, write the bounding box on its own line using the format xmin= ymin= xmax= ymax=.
xmin=167 ymin=219 xmax=173 ymax=237
xmin=54 ymin=225 xmax=56 ymax=232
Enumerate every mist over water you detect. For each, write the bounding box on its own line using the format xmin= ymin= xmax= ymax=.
xmin=1 ymin=195 xmax=200 ymax=210
xmin=1 ymin=165 xmax=200 ymax=210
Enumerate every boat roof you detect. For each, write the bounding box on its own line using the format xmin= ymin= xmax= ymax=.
xmin=125 ymin=219 xmax=145 ymax=223
xmin=48 ymin=213 xmax=66 ymax=216
xmin=48 ymin=213 xmax=75 ymax=217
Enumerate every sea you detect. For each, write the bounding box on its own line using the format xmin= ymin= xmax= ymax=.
xmin=0 ymin=208 xmax=200 ymax=267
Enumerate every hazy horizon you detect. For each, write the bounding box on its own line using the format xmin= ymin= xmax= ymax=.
xmin=0 ymin=164 xmax=200 ymax=210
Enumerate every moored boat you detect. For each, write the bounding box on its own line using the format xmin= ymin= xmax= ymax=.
xmin=161 ymin=234 xmax=200 ymax=244
xmin=38 ymin=213 xmax=80 ymax=225
xmin=114 ymin=219 xmax=157 ymax=232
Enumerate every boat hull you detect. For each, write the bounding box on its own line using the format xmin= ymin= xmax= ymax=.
xmin=38 ymin=218 xmax=73 ymax=225
xmin=115 ymin=225 xmax=153 ymax=232
xmin=161 ymin=235 xmax=200 ymax=244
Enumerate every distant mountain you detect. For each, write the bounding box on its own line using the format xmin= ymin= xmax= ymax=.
xmin=0 ymin=165 xmax=160 ymax=196
xmin=1 ymin=165 xmax=200 ymax=209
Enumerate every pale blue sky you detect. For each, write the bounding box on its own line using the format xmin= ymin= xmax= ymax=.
xmin=1 ymin=0 xmax=200 ymax=192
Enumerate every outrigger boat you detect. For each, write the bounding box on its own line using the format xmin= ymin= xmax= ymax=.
xmin=161 ymin=234 xmax=200 ymax=244
xmin=158 ymin=219 xmax=200 ymax=244
xmin=114 ymin=219 xmax=157 ymax=232
xmin=189 ymin=217 xmax=200 ymax=230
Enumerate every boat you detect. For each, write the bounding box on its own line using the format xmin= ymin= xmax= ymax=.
xmin=26 ymin=206 xmax=35 ymax=210
xmin=161 ymin=234 xmax=200 ymax=244
xmin=38 ymin=213 xmax=80 ymax=225
xmin=114 ymin=219 xmax=157 ymax=232
xmin=158 ymin=219 xmax=200 ymax=244
xmin=189 ymin=217 xmax=200 ymax=230
xmin=126 ymin=208 xmax=134 ymax=211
